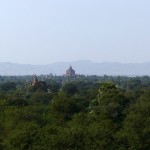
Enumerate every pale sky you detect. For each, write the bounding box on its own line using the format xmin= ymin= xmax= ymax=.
xmin=0 ymin=0 xmax=150 ymax=64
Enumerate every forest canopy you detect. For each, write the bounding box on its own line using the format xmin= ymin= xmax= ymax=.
xmin=0 ymin=75 xmax=150 ymax=150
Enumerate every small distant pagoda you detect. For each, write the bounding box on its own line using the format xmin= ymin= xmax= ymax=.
xmin=31 ymin=75 xmax=39 ymax=87
xmin=31 ymin=75 xmax=47 ymax=91
xmin=66 ymin=66 xmax=75 ymax=77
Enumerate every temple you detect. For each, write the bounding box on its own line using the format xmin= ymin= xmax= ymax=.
xmin=31 ymin=75 xmax=39 ymax=87
xmin=66 ymin=66 xmax=75 ymax=77
xmin=31 ymin=75 xmax=47 ymax=91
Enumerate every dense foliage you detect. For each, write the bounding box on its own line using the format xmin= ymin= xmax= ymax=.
xmin=0 ymin=75 xmax=150 ymax=150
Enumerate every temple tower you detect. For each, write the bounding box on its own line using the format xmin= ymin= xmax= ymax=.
xmin=66 ymin=66 xmax=75 ymax=77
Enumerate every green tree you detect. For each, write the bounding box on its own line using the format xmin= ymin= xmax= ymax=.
xmin=116 ymin=91 xmax=150 ymax=150
xmin=89 ymin=82 xmax=129 ymax=122
xmin=51 ymin=93 xmax=80 ymax=121
xmin=28 ymin=92 xmax=53 ymax=105
xmin=3 ymin=122 xmax=40 ymax=150
xmin=62 ymin=83 xmax=78 ymax=95
xmin=0 ymin=82 xmax=17 ymax=92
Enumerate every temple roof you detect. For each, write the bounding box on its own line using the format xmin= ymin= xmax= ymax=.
xmin=67 ymin=66 xmax=74 ymax=71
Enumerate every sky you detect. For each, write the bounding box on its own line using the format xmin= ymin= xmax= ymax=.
xmin=0 ymin=0 xmax=150 ymax=64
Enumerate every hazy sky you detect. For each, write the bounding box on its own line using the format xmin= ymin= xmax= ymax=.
xmin=0 ymin=0 xmax=150 ymax=64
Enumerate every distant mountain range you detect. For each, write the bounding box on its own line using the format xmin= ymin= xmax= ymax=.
xmin=0 ymin=60 xmax=150 ymax=76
